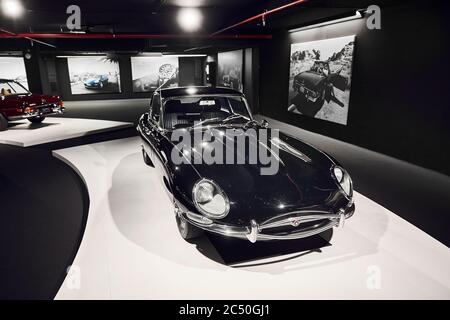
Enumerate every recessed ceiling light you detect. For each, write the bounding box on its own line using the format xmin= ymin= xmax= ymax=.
xmin=177 ymin=7 xmax=203 ymax=32
xmin=1 ymin=0 xmax=24 ymax=18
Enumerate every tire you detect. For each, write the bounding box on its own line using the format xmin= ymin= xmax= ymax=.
xmin=142 ymin=148 xmax=154 ymax=167
xmin=28 ymin=116 xmax=45 ymax=124
xmin=175 ymin=214 xmax=204 ymax=240
xmin=0 ymin=113 xmax=7 ymax=131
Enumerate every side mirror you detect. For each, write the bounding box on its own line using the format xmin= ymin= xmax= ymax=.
xmin=260 ymin=119 xmax=269 ymax=128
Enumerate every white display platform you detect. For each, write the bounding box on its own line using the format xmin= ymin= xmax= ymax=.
xmin=53 ymin=137 xmax=450 ymax=299
xmin=0 ymin=117 xmax=133 ymax=147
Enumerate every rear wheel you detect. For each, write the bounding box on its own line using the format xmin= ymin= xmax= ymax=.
xmin=0 ymin=113 xmax=7 ymax=131
xmin=28 ymin=116 xmax=45 ymax=124
xmin=175 ymin=214 xmax=204 ymax=240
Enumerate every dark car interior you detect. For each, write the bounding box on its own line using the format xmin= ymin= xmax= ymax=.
xmin=163 ymin=96 xmax=250 ymax=130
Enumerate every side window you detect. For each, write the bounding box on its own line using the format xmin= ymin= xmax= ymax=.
xmin=150 ymin=94 xmax=161 ymax=123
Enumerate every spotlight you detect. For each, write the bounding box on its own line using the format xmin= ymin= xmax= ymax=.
xmin=1 ymin=0 xmax=24 ymax=18
xmin=177 ymin=7 xmax=202 ymax=32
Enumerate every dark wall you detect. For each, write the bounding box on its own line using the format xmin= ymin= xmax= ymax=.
xmin=259 ymin=3 xmax=450 ymax=176
xmin=179 ymin=57 xmax=204 ymax=87
xmin=243 ymin=48 xmax=260 ymax=113
xmin=23 ymin=48 xmax=45 ymax=94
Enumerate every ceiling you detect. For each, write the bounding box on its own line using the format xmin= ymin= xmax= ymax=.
xmin=3 ymin=0 xmax=282 ymax=34
xmin=0 ymin=0 xmax=404 ymax=52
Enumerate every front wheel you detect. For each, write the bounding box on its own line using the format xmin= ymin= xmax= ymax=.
xmin=175 ymin=214 xmax=204 ymax=240
xmin=28 ymin=116 xmax=45 ymax=124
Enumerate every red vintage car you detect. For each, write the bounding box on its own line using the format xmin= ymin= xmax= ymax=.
xmin=0 ymin=79 xmax=65 ymax=131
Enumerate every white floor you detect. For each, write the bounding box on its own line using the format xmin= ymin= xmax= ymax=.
xmin=51 ymin=137 xmax=450 ymax=299
xmin=0 ymin=117 xmax=133 ymax=147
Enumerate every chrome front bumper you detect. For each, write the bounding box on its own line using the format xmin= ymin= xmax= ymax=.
xmin=176 ymin=202 xmax=355 ymax=243
xmin=8 ymin=105 xmax=65 ymax=121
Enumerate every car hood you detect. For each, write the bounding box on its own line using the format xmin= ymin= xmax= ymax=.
xmin=168 ymin=126 xmax=343 ymax=223
xmin=295 ymin=71 xmax=325 ymax=89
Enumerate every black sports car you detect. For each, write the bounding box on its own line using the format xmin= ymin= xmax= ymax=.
xmin=138 ymin=86 xmax=355 ymax=243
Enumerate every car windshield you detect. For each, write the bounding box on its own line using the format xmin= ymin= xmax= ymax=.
xmin=162 ymin=95 xmax=251 ymax=130
xmin=0 ymin=81 xmax=30 ymax=96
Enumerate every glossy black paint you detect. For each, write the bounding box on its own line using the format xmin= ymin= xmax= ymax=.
xmin=138 ymin=87 xmax=352 ymax=227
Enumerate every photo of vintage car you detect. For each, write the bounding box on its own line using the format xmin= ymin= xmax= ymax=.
xmin=83 ymin=74 xmax=109 ymax=89
xmin=287 ymin=36 xmax=355 ymax=125
xmin=137 ymin=86 xmax=355 ymax=243
xmin=292 ymin=60 xmax=348 ymax=108
xmin=0 ymin=79 xmax=65 ymax=131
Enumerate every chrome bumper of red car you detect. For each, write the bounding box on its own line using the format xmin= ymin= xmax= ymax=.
xmin=8 ymin=105 xmax=65 ymax=121
xmin=176 ymin=202 xmax=355 ymax=243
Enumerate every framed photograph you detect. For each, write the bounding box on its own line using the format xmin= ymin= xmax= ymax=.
xmin=0 ymin=57 xmax=29 ymax=89
xmin=217 ymin=50 xmax=243 ymax=92
xmin=67 ymin=56 xmax=121 ymax=95
xmin=287 ymin=35 xmax=355 ymax=125
xmin=131 ymin=56 xmax=179 ymax=92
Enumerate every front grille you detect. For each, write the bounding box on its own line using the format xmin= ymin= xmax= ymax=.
xmin=259 ymin=211 xmax=339 ymax=235
xmin=261 ymin=219 xmax=330 ymax=236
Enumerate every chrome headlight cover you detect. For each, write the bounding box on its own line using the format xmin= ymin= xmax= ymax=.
xmin=192 ymin=178 xmax=230 ymax=219
xmin=332 ymin=166 xmax=353 ymax=199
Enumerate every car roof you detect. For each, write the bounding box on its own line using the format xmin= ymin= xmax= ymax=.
xmin=159 ymin=86 xmax=244 ymax=99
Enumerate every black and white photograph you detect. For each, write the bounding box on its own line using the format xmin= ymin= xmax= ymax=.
xmin=67 ymin=56 xmax=121 ymax=95
xmin=217 ymin=50 xmax=243 ymax=92
xmin=287 ymin=36 xmax=355 ymax=125
xmin=0 ymin=57 xmax=29 ymax=89
xmin=131 ymin=56 xmax=179 ymax=92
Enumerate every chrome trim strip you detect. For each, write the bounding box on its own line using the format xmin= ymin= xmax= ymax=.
xmin=261 ymin=213 xmax=338 ymax=230
xmin=7 ymin=106 xmax=65 ymax=121
xmin=179 ymin=204 xmax=355 ymax=243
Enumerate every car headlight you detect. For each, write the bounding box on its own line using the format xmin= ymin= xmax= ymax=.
xmin=193 ymin=179 xmax=230 ymax=219
xmin=333 ymin=166 xmax=353 ymax=198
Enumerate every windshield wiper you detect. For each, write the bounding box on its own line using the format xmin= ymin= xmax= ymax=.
xmin=189 ymin=117 xmax=222 ymax=129
xmin=188 ymin=114 xmax=250 ymax=130
xmin=222 ymin=114 xmax=249 ymax=123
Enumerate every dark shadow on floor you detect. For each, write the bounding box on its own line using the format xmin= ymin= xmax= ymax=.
xmin=33 ymin=127 xmax=137 ymax=150
xmin=0 ymin=145 xmax=89 ymax=299
xmin=8 ymin=122 xmax=58 ymax=130
xmin=200 ymin=230 xmax=332 ymax=266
